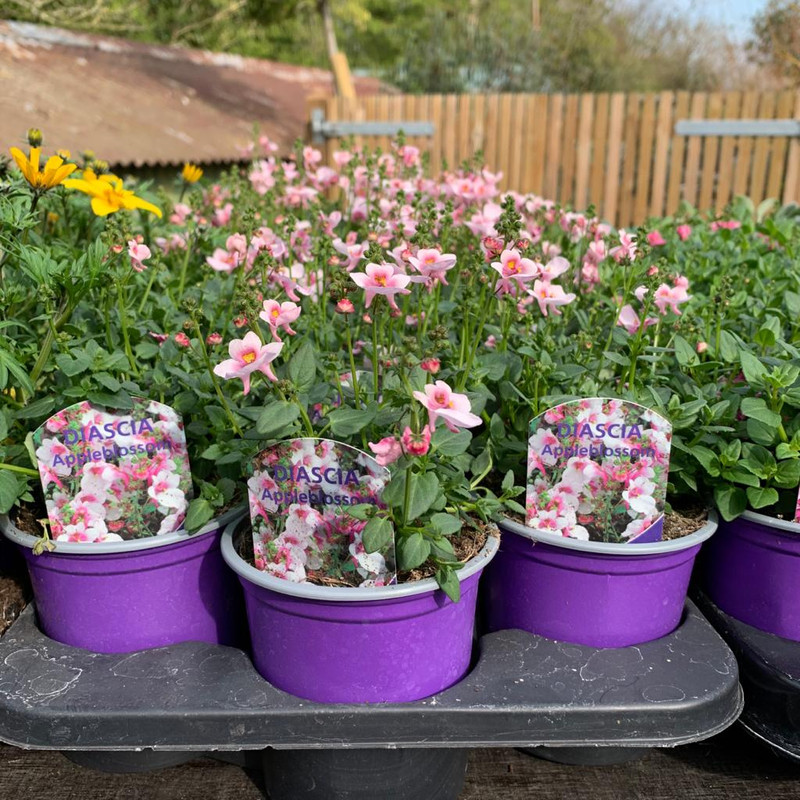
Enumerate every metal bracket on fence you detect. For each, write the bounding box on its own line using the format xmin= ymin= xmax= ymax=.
xmin=310 ymin=107 xmax=435 ymax=144
xmin=675 ymin=119 xmax=800 ymax=137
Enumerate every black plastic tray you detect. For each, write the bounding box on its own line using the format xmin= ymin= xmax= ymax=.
xmin=695 ymin=591 xmax=800 ymax=763
xmin=0 ymin=600 xmax=741 ymax=752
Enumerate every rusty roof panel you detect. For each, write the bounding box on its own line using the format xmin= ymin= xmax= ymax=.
xmin=0 ymin=21 xmax=385 ymax=167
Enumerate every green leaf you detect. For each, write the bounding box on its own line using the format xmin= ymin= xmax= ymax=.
xmin=718 ymin=330 xmax=740 ymax=363
xmin=746 ymin=486 xmax=780 ymax=510
xmin=429 ymin=536 xmax=457 ymax=562
xmin=740 ymin=351 xmax=767 ymax=386
xmin=256 ymin=401 xmax=300 ymax=437
xmin=740 ymin=397 xmax=781 ymax=427
xmin=746 ymin=417 xmax=779 ymax=446
xmin=345 ymin=503 xmax=373 ymax=520
xmin=362 ymin=516 xmax=394 ymax=553
xmin=0 ymin=470 xmax=20 ymax=514
xmin=406 ymin=471 xmax=440 ymax=521
xmin=14 ymin=396 xmax=55 ymax=421
xmin=691 ymin=446 xmax=720 ymax=476
xmin=200 ymin=444 xmax=225 ymax=460
xmin=502 ymin=469 xmax=515 ymax=492
xmin=775 ymin=459 xmax=800 ymax=488
xmin=399 ymin=532 xmax=430 ymax=570
xmin=430 ymin=512 xmax=463 ymax=535
xmin=55 ymin=351 xmax=92 ymax=376
xmin=184 ymin=498 xmax=214 ymax=531
xmin=328 ymin=405 xmax=376 ymax=437
xmin=435 ymin=567 xmax=460 ymax=602
xmin=288 ymin=343 xmax=316 ymax=394
xmin=0 ymin=410 xmax=8 ymax=442
xmin=471 ymin=447 xmax=491 ymax=477
xmin=714 ymin=484 xmax=747 ymax=521
xmin=720 ymin=468 xmax=760 ymax=488
xmin=431 ymin=427 xmax=471 ymax=456
xmin=87 ymin=390 xmax=133 ymax=410
xmin=381 ymin=471 xmax=406 ymax=508
xmin=673 ymin=335 xmax=699 ymax=367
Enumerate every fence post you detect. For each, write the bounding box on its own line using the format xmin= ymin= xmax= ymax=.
xmin=783 ymin=91 xmax=800 ymax=206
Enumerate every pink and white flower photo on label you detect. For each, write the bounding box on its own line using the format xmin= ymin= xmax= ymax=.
xmin=247 ymin=438 xmax=394 ymax=586
xmin=526 ymin=398 xmax=672 ymax=543
xmin=32 ymin=398 xmax=193 ymax=542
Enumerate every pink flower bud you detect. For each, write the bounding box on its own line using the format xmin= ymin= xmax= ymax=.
xmin=174 ymin=332 xmax=191 ymax=347
xmin=206 ymin=332 xmax=223 ymax=345
xmin=420 ymin=358 xmax=441 ymax=374
xmin=696 ymin=341 xmax=708 ymax=354
xmin=336 ymin=299 xmax=355 ymax=314
xmin=401 ymin=425 xmax=432 ymax=457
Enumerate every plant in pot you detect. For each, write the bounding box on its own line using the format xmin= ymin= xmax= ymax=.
xmin=669 ymin=309 xmax=800 ymax=642
xmin=0 ymin=135 xmax=250 ymax=653
xmin=462 ymin=199 xmax=719 ymax=647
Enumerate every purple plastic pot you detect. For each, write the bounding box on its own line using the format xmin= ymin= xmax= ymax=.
xmin=1 ymin=507 xmax=246 ymax=653
xmin=484 ymin=514 xmax=717 ymax=648
xmin=704 ymin=510 xmax=800 ymax=642
xmin=221 ymin=521 xmax=500 ymax=703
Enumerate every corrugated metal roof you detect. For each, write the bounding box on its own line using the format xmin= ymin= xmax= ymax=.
xmin=0 ymin=21 xmax=385 ymax=167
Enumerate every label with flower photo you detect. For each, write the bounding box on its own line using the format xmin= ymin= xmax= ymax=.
xmin=248 ymin=438 xmax=395 ymax=586
xmin=526 ymin=398 xmax=672 ymax=543
xmin=32 ymin=398 xmax=193 ymax=543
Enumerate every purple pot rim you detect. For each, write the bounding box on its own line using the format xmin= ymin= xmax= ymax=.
xmin=732 ymin=509 xmax=800 ymax=536
xmin=0 ymin=506 xmax=247 ymax=556
xmin=221 ymin=519 xmax=500 ymax=603
xmin=499 ymin=510 xmax=717 ymax=555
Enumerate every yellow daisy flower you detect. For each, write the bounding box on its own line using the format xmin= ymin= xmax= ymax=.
xmin=63 ymin=172 xmax=162 ymax=218
xmin=181 ymin=162 xmax=203 ymax=183
xmin=9 ymin=146 xmax=77 ymax=191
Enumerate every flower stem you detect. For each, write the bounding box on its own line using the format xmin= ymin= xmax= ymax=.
xmin=372 ymin=310 xmax=380 ymax=399
xmin=343 ymin=319 xmax=362 ymax=407
xmin=117 ymin=281 xmax=140 ymax=378
xmin=0 ymin=462 xmax=39 ymax=477
xmin=177 ymin=238 xmax=194 ymax=297
xmin=195 ymin=322 xmax=244 ymax=437
xmin=138 ymin=266 xmax=158 ymax=314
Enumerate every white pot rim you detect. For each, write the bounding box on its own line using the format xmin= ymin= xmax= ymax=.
xmin=734 ymin=509 xmax=800 ymax=535
xmin=500 ymin=510 xmax=718 ymax=556
xmin=221 ymin=518 xmax=500 ymax=603
xmin=1 ymin=506 xmax=246 ymax=555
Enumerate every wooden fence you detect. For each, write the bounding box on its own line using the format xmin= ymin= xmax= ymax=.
xmin=314 ymin=91 xmax=800 ymax=227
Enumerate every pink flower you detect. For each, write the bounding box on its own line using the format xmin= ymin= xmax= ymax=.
xmin=170 ymin=203 xmax=192 ymax=225
xmin=336 ymin=298 xmax=355 ymax=314
xmin=206 ymin=247 xmax=240 ymax=273
xmin=676 ymin=224 xmax=692 ymax=241
xmin=259 ymin=300 xmax=301 ymax=341
xmin=149 ymin=332 xmax=168 ymax=344
xmin=174 ymin=332 xmax=191 ymax=347
xmin=539 ymin=256 xmax=570 ymax=283
xmin=485 ymin=335 xmax=497 ymax=349
xmin=413 ymin=380 xmax=482 ymax=432
xmin=610 ymin=230 xmax=637 ymax=262
xmin=333 ymin=238 xmax=368 ymax=271
xmin=653 ymin=280 xmax=691 ymax=315
xmin=408 ymin=248 xmax=457 ymax=286
xmin=206 ymin=332 xmax=223 ymax=345
xmin=697 ymin=341 xmax=708 ymax=354
xmin=368 ymin=436 xmax=402 ymax=467
xmin=213 ymin=331 xmax=283 ymax=394
xmin=646 ymin=230 xmax=666 ymax=247
xmin=490 ymin=248 xmax=539 ymax=295
xmin=211 ymin=203 xmax=233 ymax=227
xmin=128 ymin=240 xmax=151 ymax=273
xmin=350 ymin=262 xmax=411 ymax=310
xmin=401 ymin=425 xmax=431 ymax=457
xmin=710 ymin=219 xmax=741 ymax=232
xmin=420 ymin=358 xmax=441 ymax=373
xmin=616 ymin=305 xmax=658 ymax=335
xmin=530 ymin=280 xmax=576 ymax=316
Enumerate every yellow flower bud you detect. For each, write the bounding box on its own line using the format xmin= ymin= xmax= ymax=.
xmin=27 ymin=128 xmax=43 ymax=147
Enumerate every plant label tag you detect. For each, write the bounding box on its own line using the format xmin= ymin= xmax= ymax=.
xmin=526 ymin=398 xmax=672 ymax=543
xmin=32 ymin=398 xmax=193 ymax=543
xmin=794 ymin=487 xmax=800 ymax=524
xmin=248 ymin=438 xmax=396 ymax=586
